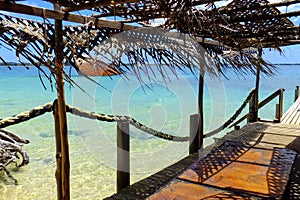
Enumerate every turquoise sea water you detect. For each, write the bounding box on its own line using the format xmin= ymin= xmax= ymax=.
xmin=0 ymin=65 xmax=299 ymax=199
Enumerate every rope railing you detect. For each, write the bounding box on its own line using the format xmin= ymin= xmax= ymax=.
xmin=228 ymin=88 xmax=285 ymax=128
xmin=0 ymin=102 xmax=189 ymax=142
xmin=204 ymin=88 xmax=256 ymax=138
xmin=0 ymin=102 xmax=53 ymax=128
xmin=0 ymin=87 xmax=282 ymax=142
xmin=66 ymin=105 xmax=189 ymax=142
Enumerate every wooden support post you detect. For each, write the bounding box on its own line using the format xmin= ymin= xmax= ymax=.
xmin=54 ymin=4 xmax=70 ymax=200
xmin=248 ymin=88 xmax=256 ymax=122
xmin=253 ymin=48 xmax=262 ymax=122
xmin=275 ymin=89 xmax=284 ymax=122
xmin=117 ymin=122 xmax=130 ymax=192
xmin=295 ymin=86 xmax=299 ymax=102
xmin=189 ymin=114 xmax=201 ymax=155
xmin=53 ymin=100 xmax=62 ymax=200
xmin=197 ymin=70 xmax=204 ymax=151
xmin=279 ymin=89 xmax=284 ymax=121
xmin=275 ymin=104 xmax=280 ymax=122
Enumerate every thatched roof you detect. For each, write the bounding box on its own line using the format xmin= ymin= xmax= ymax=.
xmin=0 ymin=0 xmax=299 ymax=80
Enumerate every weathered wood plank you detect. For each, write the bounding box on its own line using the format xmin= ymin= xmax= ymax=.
xmin=281 ymin=97 xmax=300 ymax=124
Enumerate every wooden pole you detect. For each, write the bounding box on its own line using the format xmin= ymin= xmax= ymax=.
xmin=117 ymin=122 xmax=130 ymax=192
xmin=198 ymin=70 xmax=204 ymax=150
xmin=53 ymin=99 xmax=62 ymax=200
xmin=279 ymin=89 xmax=284 ymax=120
xmin=254 ymin=48 xmax=262 ymax=122
xmin=248 ymin=92 xmax=256 ymax=122
xmin=54 ymin=4 xmax=70 ymax=200
xmin=189 ymin=114 xmax=200 ymax=154
xmin=295 ymin=86 xmax=299 ymax=102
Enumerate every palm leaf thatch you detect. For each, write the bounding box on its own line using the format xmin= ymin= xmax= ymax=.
xmin=0 ymin=0 xmax=299 ymax=83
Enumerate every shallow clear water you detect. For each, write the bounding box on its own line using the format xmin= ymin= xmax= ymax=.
xmin=0 ymin=65 xmax=299 ymax=199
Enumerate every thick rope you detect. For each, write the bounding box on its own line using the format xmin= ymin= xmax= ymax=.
xmin=0 ymin=102 xmax=53 ymax=128
xmin=66 ymin=105 xmax=189 ymax=142
xmin=0 ymin=102 xmax=188 ymax=142
xmin=0 ymin=88 xmax=256 ymax=142
xmin=204 ymin=89 xmax=256 ymax=138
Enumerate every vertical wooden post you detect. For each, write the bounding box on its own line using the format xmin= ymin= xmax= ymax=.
xmin=295 ymin=86 xmax=299 ymax=102
xmin=279 ymin=89 xmax=284 ymax=121
xmin=253 ymin=48 xmax=262 ymax=122
xmin=275 ymin=89 xmax=284 ymax=122
xmin=197 ymin=70 xmax=204 ymax=150
xmin=53 ymin=99 xmax=62 ymax=200
xmin=248 ymin=88 xmax=256 ymax=122
xmin=54 ymin=4 xmax=70 ymax=200
xmin=117 ymin=122 xmax=130 ymax=192
xmin=189 ymin=114 xmax=201 ymax=155
xmin=275 ymin=104 xmax=280 ymax=121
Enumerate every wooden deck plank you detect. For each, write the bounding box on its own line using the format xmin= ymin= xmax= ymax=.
xmin=281 ymin=97 xmax=300 ymax=125
xmin=281 ymin=98 xmax=298 ymax=123
xmin=147 ymin=180 xmax=258 ymax=200
xmin=175 ymin=141 xmax=297 ymax=199
xmin=107 ymin=122 xmax=300 ymax=200
xmin=290 ymin=108 xmax=300 ymax=125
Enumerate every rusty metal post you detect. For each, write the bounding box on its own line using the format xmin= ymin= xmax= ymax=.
xmin=54 ymin=4 xmax=70 ymax=200
xmin=295 ymin=86 xmax=299 ymax=102
xmin=189 ymin=114 xmax=201 ymax=155
xmin=117 ymin=122 xmax=130 ymax=192
xmin=53 ymin=100 xmax=62 ymax=200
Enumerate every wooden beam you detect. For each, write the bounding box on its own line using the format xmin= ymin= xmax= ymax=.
xmin=63 ymin=0 xmax=139 ymax=12
xmin=228 ymin=10 xmax=300 ymax=23
xmin=0 ymin=2 xmax=232 ymax=48
xmin=54 ymin=4 xmax=70 ymax=200
xmin=0 ymin=2 xmax=135 ymax=30
xmin=227 ymin=0 xmax=300 ymax=13
xmin=53 ymin=99 xmax=62 ymax=200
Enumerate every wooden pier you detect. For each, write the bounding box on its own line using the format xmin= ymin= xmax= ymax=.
xmin=281 ymin=96 xmax=300 ymax=125
xmin=107 ymin=96 xmax=300 ymax=200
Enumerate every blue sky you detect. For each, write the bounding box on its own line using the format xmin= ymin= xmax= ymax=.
xmin=1 ymin=0 xmax=300 ymax=64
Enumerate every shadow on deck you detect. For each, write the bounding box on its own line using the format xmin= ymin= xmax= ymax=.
xmin=106 ymin=122 xmax=300 ymax=199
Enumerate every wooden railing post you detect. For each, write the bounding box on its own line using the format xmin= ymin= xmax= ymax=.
xmin=189 ymin=114 xmax=202 ymax=155
xmin=275 ymin=89 xmax=284 ymax=122
xmin=53 ymin=100 xmax=62 ymax=200
xmin=117 ymin=122 xmax=130 ymax=192
xmin=295 ymin=86 xmax=299 ymax=102
xmin=54 ymin=4 xmax=70 ymax=200
xmin=248 ymin=89 xmax=257 ymax=122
